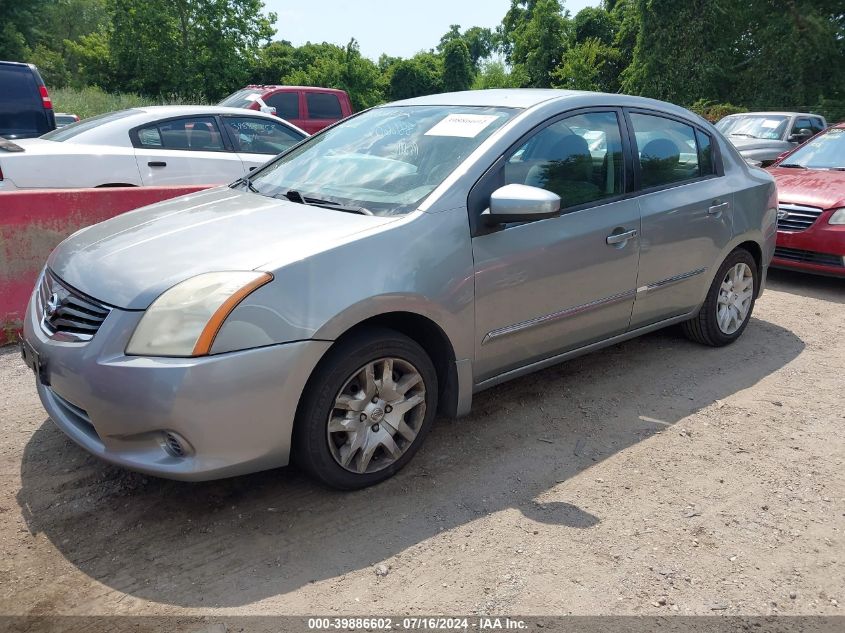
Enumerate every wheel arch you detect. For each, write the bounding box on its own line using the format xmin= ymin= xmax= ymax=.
xmin=306 ymin=311 xmax=464 ymax=419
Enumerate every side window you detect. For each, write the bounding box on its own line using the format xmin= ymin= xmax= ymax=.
xmin=504 ymin=111 xmax=624 ymax=209
xmin=136 ymin=117 xmax=225 ymax=151
xmin=265 ymin=92 xmax=299 ymax=120
xmin=630 ymin=113 xmax=700 ymax=188
xmin=792 ymin=118 xmax=812 ymax=134
xmin=810 ymin=118 xmax=825 ymax=134
xmin=306 ymin=92 xmax=342 ymax=120
xmin=695 ymin=129 xmax=715 ymax=176
xmin=222 ymin=117 xmax=304 ymax=155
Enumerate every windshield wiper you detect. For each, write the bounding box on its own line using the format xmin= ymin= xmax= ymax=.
xmin=233 ymin=174 xmax=259 ymax=193
xmin=274 ymin=190 xmax=374 ymax=215
xmin=779 ymin=163 xmax=807 ymax=169
xmin=730 ymin=133 xmax=757 ymax=138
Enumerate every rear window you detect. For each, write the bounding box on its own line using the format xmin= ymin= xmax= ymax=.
xmin=219 ymin=89 xmax=262 ymax=109
xmin=306 ymin=93 xmax=342 ymax=119
xmin=0 ymin=64 xmax=50 ymax=138
xmin=42 ymin=110 xmax=136 ymax=141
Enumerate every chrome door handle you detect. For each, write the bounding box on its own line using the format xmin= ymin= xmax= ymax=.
xmin=708 ymin=202 xmax=730 ymax=215
xmin=606 ymin=229 xmax=638 ymax=245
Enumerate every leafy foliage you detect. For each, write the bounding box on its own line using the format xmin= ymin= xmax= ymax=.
xmin=4 ymin=0 xmax=844 ymax=123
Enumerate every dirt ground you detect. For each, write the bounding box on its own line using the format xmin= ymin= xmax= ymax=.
xmin=0 ymin=268 xmax=842 ymax=618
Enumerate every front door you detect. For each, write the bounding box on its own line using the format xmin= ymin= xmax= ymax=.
xmin=472 ymin=110 xmax=641 ymax=382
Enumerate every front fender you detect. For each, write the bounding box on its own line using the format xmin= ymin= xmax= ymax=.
xmin=210 ymin=208 xmax=476 ymax=360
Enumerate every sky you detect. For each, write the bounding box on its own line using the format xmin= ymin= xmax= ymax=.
xmin=264 ymin=0 xmax=601 ymax=61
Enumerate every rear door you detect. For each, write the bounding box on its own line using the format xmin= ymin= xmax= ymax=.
xmin=626 ymin=110 xmax=733 ymax=328
xmin=303 ymin=91 xmax=344 ymax=134
xmin=131 ymin=115 xmax=247 ymax=185
xmin=219 ymin=115 xmax=306 ymax=170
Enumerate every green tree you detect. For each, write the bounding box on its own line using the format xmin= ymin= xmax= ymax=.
xmin=553 ymin=38 xmax=617 ymax=92
xmin=441 ymin=39 xmax=473 ymax=92
xmin=0 ymin=0 xmax=51 ymax=59
xmin=472 ymin=60 xmax=526 ymax=90
xmin=621 ymin=0 xmax=736 ymax=104
xmin=282 ymin=39 xmax=385 ymax=110
xmin=509 ymin=0 xmax=569 ymax=87
xmin=108 ymin=0 xmax=275 ymax=99
xmin=438 ymin=25 xmax=494 ymax=69
xmin=389 ymin=53 xmax=443 ymax=100
xmin=572 ymin=6 xmax=617 ymax=46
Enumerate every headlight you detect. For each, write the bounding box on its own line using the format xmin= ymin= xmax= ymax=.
xmin=829 ymin=208 xmax=845 ymax=225
xmin=126 ymin=271 xmax=272 ymax=357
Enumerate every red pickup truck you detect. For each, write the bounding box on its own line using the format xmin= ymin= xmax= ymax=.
xmin=219 ymin=86 xmax=353 ymax=134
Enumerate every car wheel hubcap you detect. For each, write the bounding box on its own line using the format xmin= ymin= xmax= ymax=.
xmin=327 ymin=357 xmax=426 ymax=474
xmin=716 ymin=262 xmax=753 ymax=335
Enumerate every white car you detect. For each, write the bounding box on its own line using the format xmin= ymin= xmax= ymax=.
xmin=0 ymin=106 xmax=307 ymax=190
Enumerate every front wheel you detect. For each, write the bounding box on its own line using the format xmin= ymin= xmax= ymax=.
xmin=682 ymin=248 xmax=759 ymax=347
xmin=293 ymin=328 xmax=438 ymax=490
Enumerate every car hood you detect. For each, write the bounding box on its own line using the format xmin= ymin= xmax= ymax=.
xmin=48 ymin=186 xmax=400 ymax=309
xmin=768 ymin=167 xmax=845 ymax=210
xmin=728 ymin=137 xmax=788 ymax=152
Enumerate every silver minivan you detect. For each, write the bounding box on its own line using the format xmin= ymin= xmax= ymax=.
xmin=21 ymin=90 xmax=778 ymax=489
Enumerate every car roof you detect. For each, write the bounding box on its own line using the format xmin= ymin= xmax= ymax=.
xmin=127 ymin=105 xmax=284 ymax=118
xmin=386 ymin=89 xmax=704 ymax=121
xmin=724 ymin=112 xmax=822 ymax=118
xmin=243 ymin=85 xmax=347 ymax=94
xmin=391 ymin=89 xmax=584 ymax=109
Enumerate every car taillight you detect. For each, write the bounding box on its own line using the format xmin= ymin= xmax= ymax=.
xmin=39 ymin=85 xmax=52 ymax=109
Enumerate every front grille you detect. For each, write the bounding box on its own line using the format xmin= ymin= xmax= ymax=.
xmin=774 ymin=247 xmax=844 ymax=267
xmin=37 ymin=270 xmax=110 ymax=342
xmin=777 ymin=203 xmax=824 ymax=232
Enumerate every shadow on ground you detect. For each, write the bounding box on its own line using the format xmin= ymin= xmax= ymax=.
xmin=767 ymin=268 xmax=844 ymax=304
xmin=16 ymin=318 xmax=803 ymax=607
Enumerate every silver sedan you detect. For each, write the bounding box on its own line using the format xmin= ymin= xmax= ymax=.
xmin=21 ymin=89 xmax=777 ymax=489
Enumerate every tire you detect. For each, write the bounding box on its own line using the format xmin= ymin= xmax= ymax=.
xmin=293 ymin=327 xmax=438 ymax=490
xmin=682 ymin=248 xmax=759 ymax=347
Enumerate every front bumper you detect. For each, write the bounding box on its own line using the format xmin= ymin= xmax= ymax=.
xmin=23 ymin=284 xmax=332 ymax=481
xmin=773 ymin=213 xmax=845 ymax=277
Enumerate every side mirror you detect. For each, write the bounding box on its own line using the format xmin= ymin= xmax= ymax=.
xmin=483 ymin=184 xmax=561 ymax=225
xmin=260 ymin=105 xmax=277 ymax=116
xmin=788 ymin=129 xmax=812 ymax=143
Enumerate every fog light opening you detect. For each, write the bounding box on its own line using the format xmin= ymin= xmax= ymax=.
xmin=161 ymin=431 xmax=193 ymax=458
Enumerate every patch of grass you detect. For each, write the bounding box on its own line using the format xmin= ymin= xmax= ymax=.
xmin=51 ymin=86 xmax=204 ymax=119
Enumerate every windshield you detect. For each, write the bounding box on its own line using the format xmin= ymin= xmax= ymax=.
xmin=716 ymin=115 xmax=788 ymax=140
xmin=41 ymin=109 xmax=136 ymax=141
xmin=246 ymin=105 xmax=516 ymax=215
xmin=219 ymin=89 xmax=262 ymax=109
xmin=780 ymin=127 xmax=845 ymax=169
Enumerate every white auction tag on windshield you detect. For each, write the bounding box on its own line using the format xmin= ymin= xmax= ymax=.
xmin=761 ymin=119 xmax=781 ymax=128
xmin=425 ymin=114 xmax=499 ymax=138
xmin=244 ymin=93 xmax=263 ymax=102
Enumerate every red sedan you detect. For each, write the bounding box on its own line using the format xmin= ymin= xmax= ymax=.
xmin=767 ymin=122 xmax=845 ymax=277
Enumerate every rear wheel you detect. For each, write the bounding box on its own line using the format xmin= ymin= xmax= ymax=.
xmin=682 ymin=248 xmax=758 ymax=347
xmin=293 ymin=328 xmax=437 ymax=490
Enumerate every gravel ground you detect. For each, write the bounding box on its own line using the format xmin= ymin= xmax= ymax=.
xmin=0 ymin=268 xmax=842 ymax=618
